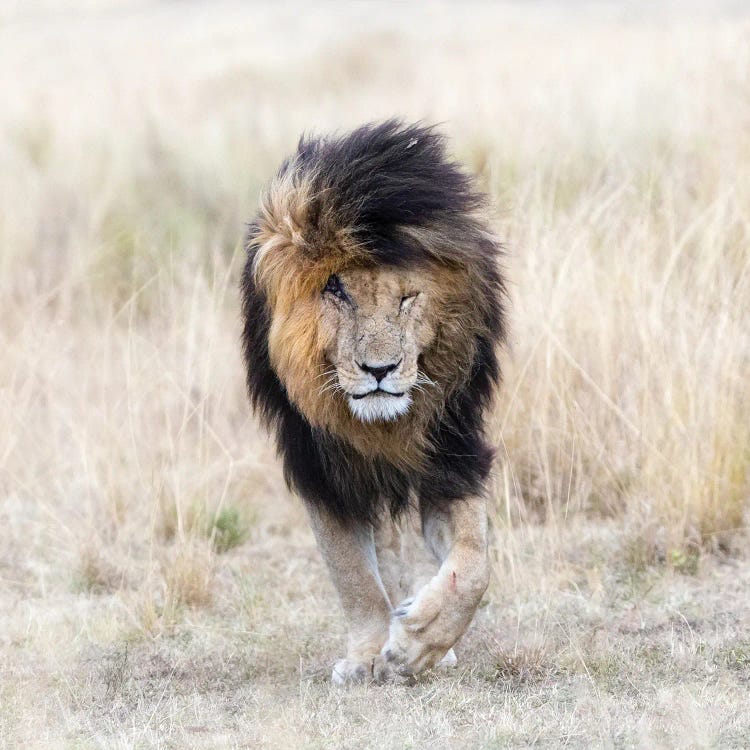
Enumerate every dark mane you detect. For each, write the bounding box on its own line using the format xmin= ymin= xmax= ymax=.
xmin=240 ymin=120 xmax=506 ymax=526
xmin=294 ymin=120 xmax=485 ymax=266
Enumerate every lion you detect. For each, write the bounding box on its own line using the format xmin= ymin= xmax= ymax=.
xmin=240 ymin=120 xmax=506 ymax=684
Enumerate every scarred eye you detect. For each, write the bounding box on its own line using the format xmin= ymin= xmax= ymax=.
xmin=323 ymin=274 xmax=348 ymax=302
xmin=400 ymin=292 xmax=419 ymax=312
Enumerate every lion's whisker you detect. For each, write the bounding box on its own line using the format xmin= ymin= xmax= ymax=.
xmin=317 ymin=375 xmax=340 ymax=396
xmin=416 ymin=370 xmax=438 ymax=388
xmin=319 ymin=381 xmax=344 ymax=396
xmin=313 ymin=368 xmax=338 ymax=382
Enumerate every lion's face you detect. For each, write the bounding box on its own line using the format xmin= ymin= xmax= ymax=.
xmin=318 ymin=266 xmax=436 ymax=422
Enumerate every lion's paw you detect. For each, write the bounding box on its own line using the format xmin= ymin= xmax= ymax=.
xmin=381 ymin=618 xmax=449 ymax=676
xmin=438 ymin=648 xmax=458 ymax=669
xmin=332 ymin=654 xmax=419 ymax=685
xmin=381 ymin=585 xmax=471 ymax=676
xmin=371 ymin=654 xmax=413 ymax=685
xmin=331 ymin=658 xmax=371 ymax=686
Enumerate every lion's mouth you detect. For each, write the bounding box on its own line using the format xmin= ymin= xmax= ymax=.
xmin=351 ymin=389 xmax=405 ymax=400
xmin=346 ymin=389 xmax=412 ymax=422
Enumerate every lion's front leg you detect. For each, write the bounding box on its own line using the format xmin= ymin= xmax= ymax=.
xmin=306 ymin=505 xmax=392 ymax=685
xmin=381 ymin=495 xmax=489 ymax=676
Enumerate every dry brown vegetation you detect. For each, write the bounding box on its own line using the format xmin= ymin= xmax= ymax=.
xmin=1 ymin=2 xmax=749 ymax=748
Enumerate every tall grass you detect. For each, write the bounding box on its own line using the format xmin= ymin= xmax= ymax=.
xmin=1 ymin=2 xmax=748 ymax=635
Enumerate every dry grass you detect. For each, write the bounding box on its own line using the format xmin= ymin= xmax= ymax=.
xmin=1 ymin=2 xmax=749 ymax=748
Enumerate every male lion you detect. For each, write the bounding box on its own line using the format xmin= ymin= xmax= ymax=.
xmin=240 ymin=121 xmax=505 ymax=684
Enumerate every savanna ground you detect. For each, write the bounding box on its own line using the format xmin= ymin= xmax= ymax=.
xmin=1 ymin=2 xmax=749 ymax=747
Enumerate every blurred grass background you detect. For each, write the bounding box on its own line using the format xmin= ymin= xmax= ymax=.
xmin=1 ymin=2 xmax=749 ymax=747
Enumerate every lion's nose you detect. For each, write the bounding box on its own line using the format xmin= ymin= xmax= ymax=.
xmin=359 ymin=360 xmax=400 ymax=382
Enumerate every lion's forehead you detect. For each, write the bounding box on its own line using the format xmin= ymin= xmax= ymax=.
xmin=339 ymin=267 xmax=425 ymax=307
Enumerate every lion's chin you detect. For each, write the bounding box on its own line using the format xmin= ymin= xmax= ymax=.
xmin=347 ymin=392 xmax=412 ymax=423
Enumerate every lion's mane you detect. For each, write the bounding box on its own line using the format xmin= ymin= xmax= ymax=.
xmin=240 ymin=121 xmax=506 ymax=525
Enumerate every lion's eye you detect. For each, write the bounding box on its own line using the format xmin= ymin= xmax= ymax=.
xmin=323 ymin=274 xmax=348 ymax=302
xmin=400 ymin=293 xmax=419 ymax=312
